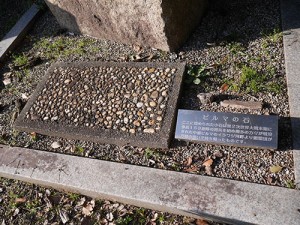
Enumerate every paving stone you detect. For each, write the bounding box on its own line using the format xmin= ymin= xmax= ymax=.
xmin=0 ymin=4 xmax=40 ymax=62
xmin=0 ymin=144 xmax=299 ymax=225
xmin=14 ymin=61 xmax=185 ymax=148
xmin=281 ymin=0 xmax=300 ymax=187
xmin=44 ymin=0 xmax=207 ymax=51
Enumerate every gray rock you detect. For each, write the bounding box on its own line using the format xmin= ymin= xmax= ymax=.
xmin=220 ymin=100 xmax=263 ymax=110
xmin=44 ymin=0 xmax=208 ymax=51
xmin=197 ymin=93 xmax=214 ymax=105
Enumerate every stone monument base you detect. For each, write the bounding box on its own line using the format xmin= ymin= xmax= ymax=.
xmin=44 ymin=0 xmax=207 ymax=51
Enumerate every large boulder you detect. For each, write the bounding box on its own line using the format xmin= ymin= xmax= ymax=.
xmin=44 ymin=0 xmax=207 ymax=51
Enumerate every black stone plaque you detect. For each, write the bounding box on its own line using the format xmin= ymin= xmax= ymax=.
xmin=175 ymin=109 xmax=278 ymax=149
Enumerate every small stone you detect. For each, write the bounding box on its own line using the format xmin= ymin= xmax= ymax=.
xmin=143 ymin=128 xmax=155 ymax=133
xmin=157 ymin=116 xmax=162 ymax=121
xmin=3 ymin=78 xmax=11 ymax=86
xmin=106 ymin=116 xmax=112 ymax=121
xmin=197 ymin=93 xmax=214 ymax=105
xmin=43 ymin=117 xmax=49 ymax=121
xmin=158 ymin=96 xmax=164 ymax=105
xmin=106 ymin=212 xmax=114 ymax=222
xmin=124 ymin=117 xmax=129 ymax=124
xmin=149 ymin=101 xmax=157 ymax=107
xmin=116 ymin=111 xmax=123 ymax=115
xmin=160 ymin=104 xmax=166 ymax=109
xmin=64 ymin=79 xmax=71 ymax=84
xmin=136 ymin=102 xmax=144 ymax=108
xmin=51 ymin=116 xmax=58 ymax=121
xmin=150 ymin=91 xmax=159 ymax=99
xmin=129 ymin=129 xmax=136 ymax=134
xmin=161 ymin=91 xmax=167 ymax=97
xmin=51 ymin=141 xmax=61 ymax=149
xmin=108 ymin=93 xmax=114 ymax=98
xmin=133 ymin=120 xmax=141 ymax=126
xmin=148 ymin=119 xmax=155 ymax=125
xmin=142 ymin=94 xmax=148 ymax=102
xmin=137 ymin=111 xmax=144 ymax=117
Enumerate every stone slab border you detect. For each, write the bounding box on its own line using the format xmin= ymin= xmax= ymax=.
xmin=14 ymin=61 xmax=186 ymax=148
xmin=0 ymin=145 xmax=299 ymax=225
xmin=281 ymin=0 xmax=300 ymax=187
xmin=0 ymin=4 xmax=41 ymax=63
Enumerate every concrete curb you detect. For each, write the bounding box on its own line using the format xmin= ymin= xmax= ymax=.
xmin=0 ymin=144 xmax=299 ymax=225
xmin=0 ymin=4 xmax=40 ymax=62
xmin=281 ymin=0 xmax=300 ymax=187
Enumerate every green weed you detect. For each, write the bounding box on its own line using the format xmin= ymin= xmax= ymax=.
xmin=67 ymin=192 xmax=80 ymax=201
xmin=144 ymin=148 xmax=160 ymax=159
xmin=75 ymin=145 xmax=84 ymax=154
xmin=239 ymin=66 xmax=266 ymax=94
xmin=228 ymin=42 xmax=246 ymax=54
xmin=286 ymin=180 xmax=295 ymax=189
xmin=225 ymin=65 xmax=281 ymax=94
xmin=116 ymin=215 xmax=134 ymax=225
xmin=13 ymin=54 xmax=29 ymax=67
xmin=185 ymin=64 xmax=208 ymax=85
xmin=25 ymin=199 xmax=40 ymax=214
xmin=261 ymin=28 xmax=282 ymax=49
xmin=34 ymin=37 xmax=97 ymax=60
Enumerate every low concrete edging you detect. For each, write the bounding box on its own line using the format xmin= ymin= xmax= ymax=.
xmin=281 ymin=0 xmax=300 ymax=187
xmin=0 ymin=145 xmax=299 ymax=225
xmin=0 ymin=4 xmax=40 ymax=62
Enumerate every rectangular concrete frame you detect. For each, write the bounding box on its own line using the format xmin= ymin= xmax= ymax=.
xmin=0 ymin=4 xmax=40 ymax=62
xmin=44 ymin=0 xmax=208 ymax=51
xmin=14 ymin=61 xmax=186 ymax=149
xmin=281 ymin=0 xmax=300 ymax=187
xmin=0 ymin=145 xmax=299 ymax=225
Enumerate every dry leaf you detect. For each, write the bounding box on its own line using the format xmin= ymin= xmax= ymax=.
xmin=29 ymin=132 xmax=37 ymax=141
xmin=147 ymin=53 xmax=157 ymax=60
xmin=133 ymin=45 xmax=142 ymax=52
xmin=119 ymin=56 xmax=128 ymax=61
xmin=196 ymin=219 xmax=209 ymax=225
xmin=220 ymin=83 xmax=229 ymax=93
xmin=82 ymin=200 xmax=95 ymax=216
xmin=59 ymin=210 xmax=69 ymax=224
xmin=184 ymin=166 xmax=198 ymax=173
xmin=202 ymin=159 xmax=213 ymax=167
xmin=270 ymin=165 xmax=282 ymax=173
xmin=184 ymin=157 xmax=193 ymax=167
xmin=148 ymin=68 xmax=155 ymax=73
xmin=21 ymin=93 xmax=29 ymax=100
xmin=267 ymin=176 xmax=276 ymax=184
xmin=205 ymin=166 xmax=213 ymax=175
xmin=82 ymin=207 xmax=92 ymax=216
xmin=15 ymin=197 xmax=26 ymax=203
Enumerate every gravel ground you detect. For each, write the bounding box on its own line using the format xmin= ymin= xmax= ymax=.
xmin=0 ymin=0 xmax=296 ymax=224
